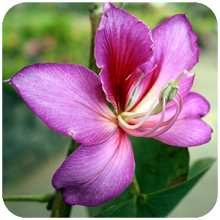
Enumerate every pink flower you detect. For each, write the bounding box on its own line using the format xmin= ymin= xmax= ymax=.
xmin=4 ymin=3 xmax=211 ymax=206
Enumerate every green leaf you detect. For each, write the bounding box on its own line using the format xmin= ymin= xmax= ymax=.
xmin=88 ymin=137 xmax=189 ymax=217
xmin=136 ymin=157 xmax=215 ymax=217
xmin=93 ymin=158 xmax=215 ymax=217
xmin=130 ymin=136 xmax=189 ymax=193
xmin=96 ymin=198 xmax=136 ymax=217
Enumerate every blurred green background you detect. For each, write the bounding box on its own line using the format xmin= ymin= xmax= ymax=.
xmin=2 ymin=2 xmax=217 ymax=81
xmin=2 ymin=2 xmax=217 ymax=218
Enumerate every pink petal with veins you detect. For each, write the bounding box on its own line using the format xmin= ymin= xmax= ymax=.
xmin=96 ymin=2 xmax=153 ymax=113
xmin=52 ymin=128 xmax=135 ymax=206
xmin=6 ymin=63 xmax=117 ymax=145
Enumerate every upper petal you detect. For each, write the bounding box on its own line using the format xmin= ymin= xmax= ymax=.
xmin=132 ymin=14 xmax=199 ymax=112
xmin=6 ymin=63 xmax=117 ymax=145
xmin=95 ymin=3 xmax=153 ymax=113
xmin=52 ymin=128 xmax=135 ymax=206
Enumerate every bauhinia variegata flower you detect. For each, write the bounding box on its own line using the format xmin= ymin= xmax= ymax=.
xmin=3 ymin=3 xmax=212 ymax=206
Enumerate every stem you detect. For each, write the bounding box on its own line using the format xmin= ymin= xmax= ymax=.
xmin=49 ymin=190 xmax=72 ymax=217
xmin=89 ymin=2 xmax=103 ymax=74
xmin=130 ymin=173 xmax=146 ymax=204
xmin=3 ymin=194 xmax=53 ymax=203
xmin=130 ymin=173 xmax=140 ymax=196
xmin=49 ymin=139 xmax=81 ymax=217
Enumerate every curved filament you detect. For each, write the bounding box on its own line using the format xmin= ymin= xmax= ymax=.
xmin=152 ymin=92 xmax=183 ymax=128
xmin=119 ymin=97 xmax=166 ymax=137
xmin=119 ymin=92 xmax=183 ymax=137
xmin=145 ymin=98 xmax=181 ymax=137
xmin=117 ymin=96 xmax=158 ymax=129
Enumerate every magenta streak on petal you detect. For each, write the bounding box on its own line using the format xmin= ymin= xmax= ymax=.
xmin=95 ymin=2 xmax=153 ymax=113
xmin=6 ymin=63 xmax=117 ymax=145
xmin=52 ymin=128 xmax=135 ymax=206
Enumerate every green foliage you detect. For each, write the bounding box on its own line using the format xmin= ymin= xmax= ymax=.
xmin=131 ymin=137 xmax=189 ymax=193
xmin=96 ymin=198 xmax=136 ymax=217
xmin=3 ymin=3 xmax=216 ymax=82
xmin=94 ymin=158 xmax=215 ymax=217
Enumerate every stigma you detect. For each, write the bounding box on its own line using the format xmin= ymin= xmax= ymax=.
xmin=117 ymin=71 xmax=186 ymax=137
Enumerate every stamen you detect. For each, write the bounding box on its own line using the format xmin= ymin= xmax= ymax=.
xmin=158 ymin=80 xmax=179 ymax=104
xmin=119 ymin=97 xmax=166 ymax=137
xmin=150 ymin=72 xmax=185 ymax=116
xmin=158 ymin=92 xmax=183 ymax=128
xmin=118 ymin=96 xmax=158 ymax=129
xmin=121 ymin=96 xmax=158 ymax=122
xmin=119 ymin=92 xmax=183 ymax=138
xmin=178 ymin=92 xmax=184 ymax=110
xmin=138 ymin=96 xmax=166 ymax=136
xmin=146 ymin=98 xmax=181 ymax=137
xmin=146 ymin=92 xmax=183 ymax=137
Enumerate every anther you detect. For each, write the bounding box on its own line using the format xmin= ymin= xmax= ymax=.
xmin=159 ymin=80 xmax=179 ymax=103
xmin=151 ymin=71 xmax=186 ymax=115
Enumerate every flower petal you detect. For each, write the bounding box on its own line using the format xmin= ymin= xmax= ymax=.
xmin=95 ymin=2 xmax=153 ymax=113
xmin=132 ymin=14 xmax=199 ymax=112
xmin=154 ymin=92 xmax=212 ymax=147
xmin=52 ymin=128 xmax=135 ymax=206
xmin=6 ymin=63 xmax=117 ymax=145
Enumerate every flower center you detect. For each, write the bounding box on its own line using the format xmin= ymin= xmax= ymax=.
xmin=117 ymin=71 xmax=187 ymax=137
